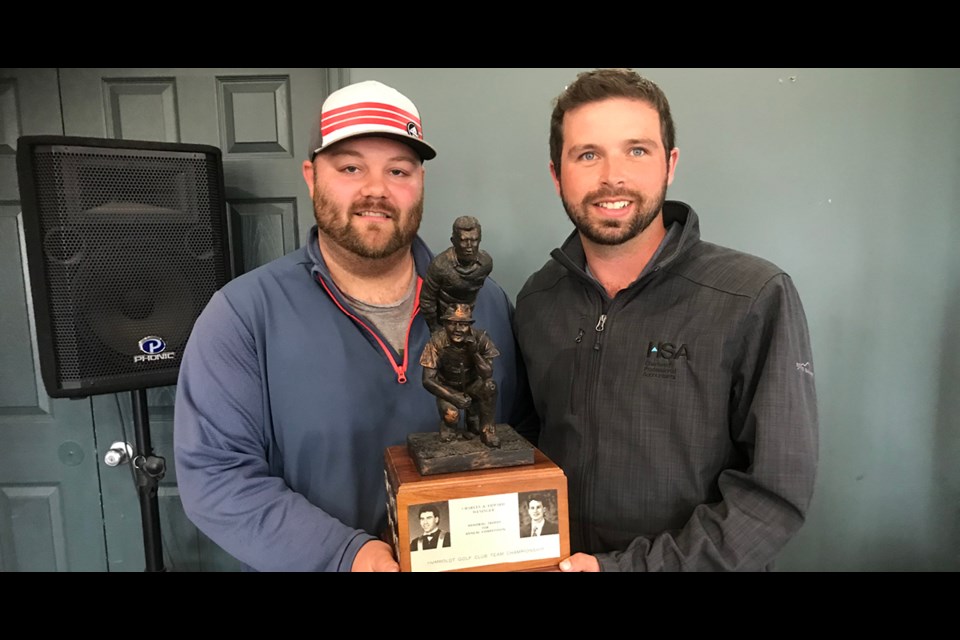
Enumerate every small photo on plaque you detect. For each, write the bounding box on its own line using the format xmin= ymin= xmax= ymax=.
xmin=518 ymin=490 xmax=561 ymax=538
xmin=408 ymin=502 xmax=453 ymax=553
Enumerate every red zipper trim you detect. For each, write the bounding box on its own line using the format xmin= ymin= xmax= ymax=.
xmin=316 ymin=274 xmax=423 ymax=384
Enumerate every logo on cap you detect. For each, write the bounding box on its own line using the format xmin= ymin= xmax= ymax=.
xmin=406 ymin=122 xmax=421 ymax=139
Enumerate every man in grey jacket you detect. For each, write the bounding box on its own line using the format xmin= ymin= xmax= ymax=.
xmin=514 ymin=68 xmax=819 ymax=571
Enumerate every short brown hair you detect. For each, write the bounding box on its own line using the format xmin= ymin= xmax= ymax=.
xmin=452 ymin=215 xmax=481 ymax=239
xmin=549 ymin=68 xmax=676 ymax=174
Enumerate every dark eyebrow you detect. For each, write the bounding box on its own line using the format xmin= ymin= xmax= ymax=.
xmin=625 ymin=137 xmax=660 ymax=148
xmin=566 ymin=144 xmax=595 ymax=159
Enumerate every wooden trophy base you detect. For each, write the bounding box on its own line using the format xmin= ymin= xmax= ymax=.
xmin=384 ymin=442 xmax=569 ymax=572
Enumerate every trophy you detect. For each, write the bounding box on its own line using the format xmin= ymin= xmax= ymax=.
xmin=383 ymin=216 xmax=569 ymax=572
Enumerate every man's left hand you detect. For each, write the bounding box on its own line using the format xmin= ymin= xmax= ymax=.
xmin=351 ymin=540 xmax=400 ymax=572
xmin=558 ymin=553 xmax=600 ymax=572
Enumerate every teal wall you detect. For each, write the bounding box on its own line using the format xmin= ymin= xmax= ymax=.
xmin=353 ymin=68 xmax=960 ymax=571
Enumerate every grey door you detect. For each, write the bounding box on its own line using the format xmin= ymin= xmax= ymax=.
xmin=0 ymin=67 xmax=340 ymax=571
xmin=0 ymin=68 xmax=107 ymax=571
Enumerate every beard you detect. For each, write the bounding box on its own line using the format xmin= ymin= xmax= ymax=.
xmin=312 ymin=184 xmax=423 ymax=260
xmin=560 ymin=177 xmax=668 ymax=246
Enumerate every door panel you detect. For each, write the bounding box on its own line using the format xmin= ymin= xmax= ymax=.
xmin=0 ymin=68 xmax=107 ymax=572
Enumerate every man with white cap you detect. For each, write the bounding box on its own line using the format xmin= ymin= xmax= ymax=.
xmin=174 ymin=80 xmax=533 ymax=571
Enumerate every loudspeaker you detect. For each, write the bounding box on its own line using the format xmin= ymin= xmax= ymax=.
xmin=16 ymin=136 xmax=232 ymax=398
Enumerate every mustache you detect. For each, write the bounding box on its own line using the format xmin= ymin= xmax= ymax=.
xmin=581 ymin=187 xmax=646 ymax=204
xmin=348 ymin=198 xmax=400 ymax=217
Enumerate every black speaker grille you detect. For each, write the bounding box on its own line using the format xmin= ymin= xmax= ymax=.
xmin=21 ymin=140 xmax=229 ymax=395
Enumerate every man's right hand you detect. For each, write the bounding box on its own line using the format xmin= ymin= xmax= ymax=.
xmin=351 ymin=540 xmax=400 ymax=572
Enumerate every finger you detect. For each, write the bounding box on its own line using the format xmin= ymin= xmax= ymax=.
xmin=377 ymin=560 xmax=401 ymax=572
xmin=559 ymin=553 xmax=600 ymax=572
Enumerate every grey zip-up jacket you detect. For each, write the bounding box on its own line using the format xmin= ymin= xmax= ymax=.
xmin=515 ymin=201 xmax=818 ymax=571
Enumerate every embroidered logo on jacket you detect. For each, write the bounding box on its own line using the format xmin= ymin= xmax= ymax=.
xmin=796 ymin=362 xmax=814 ymax=378
xmin=643 ymin=341 xmax=689 ymax=380
xmin=646 ymin=342 xmax=689 ymax=360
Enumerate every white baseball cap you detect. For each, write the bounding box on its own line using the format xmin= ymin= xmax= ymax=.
xmin=308 ymin=80 xmax=437 ymax=162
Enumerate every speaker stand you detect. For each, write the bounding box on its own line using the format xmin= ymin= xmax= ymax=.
xmin=131 ymin=388 xmax=167 ymax=572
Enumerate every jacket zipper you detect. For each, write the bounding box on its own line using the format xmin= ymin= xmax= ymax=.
xmin=594 ymin=313 xmax=607 ymax=350
xmin=579 ymin=297 xmax=609 ymax=548
xmin=316 ymin=274 xmax=423 ymax=384
xmin=571 ymin=329 xmax=585 ymax=415
xmin=551 ymin=240 xmax=667 ymax=551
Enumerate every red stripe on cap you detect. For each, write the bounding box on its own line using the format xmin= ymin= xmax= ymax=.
xmin=323 ymin=100 xmax=419 ymax=124
xmin=322 ymin=116 xmax=417 ymax=139
xmin=322 ymin=108 xmax=415 ymax=132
